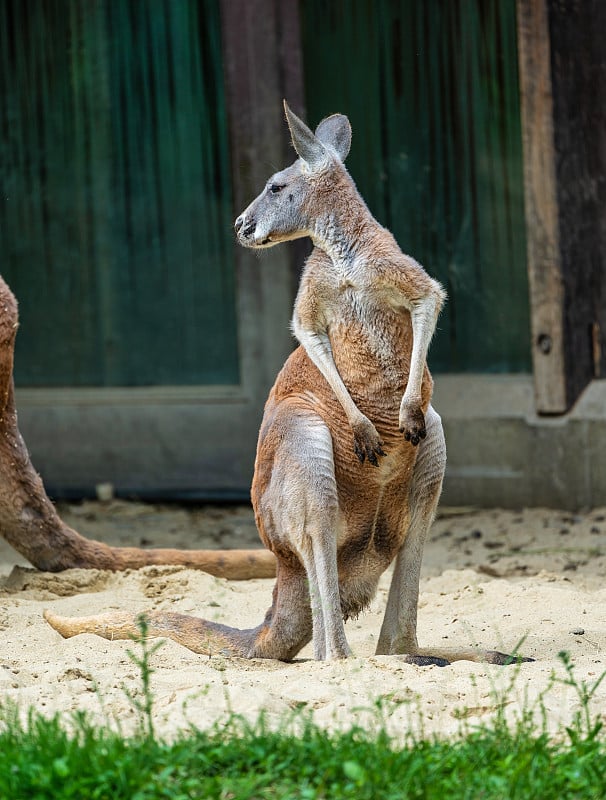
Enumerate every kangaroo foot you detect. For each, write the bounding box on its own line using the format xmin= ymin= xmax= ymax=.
xmin=382 ymin=645 xmax=535 ymax=665
xmin=43 ymin=608 xmax=258 ymax=657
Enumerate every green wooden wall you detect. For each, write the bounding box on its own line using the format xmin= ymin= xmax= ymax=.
xmin=302 ymin=0 xmax=531 ymax=373
xmin=1 ymin=0 xmax=239 ymax=387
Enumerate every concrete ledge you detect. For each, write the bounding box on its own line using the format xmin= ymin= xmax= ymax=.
xmin=16 ymin=374 xmax=606 ymax=509
xmin=15 ymin=387 xmax=257 ymax=498
xmin=433 ymin=375 xmax=606 ymax=509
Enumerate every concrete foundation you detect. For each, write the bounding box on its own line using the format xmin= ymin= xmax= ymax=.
xmin=433 ymin=375 xmax=606 ymax=510
xmin=15 ymin=375 xmax=606 ymax=510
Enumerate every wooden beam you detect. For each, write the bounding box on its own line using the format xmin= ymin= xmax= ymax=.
xmin=517 ymin=0 xmax=567 ymax=413
xmin=219 ymin=0 xmax=305 ymax=225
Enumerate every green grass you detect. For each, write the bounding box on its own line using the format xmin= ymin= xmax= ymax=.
xmin=1 ymin=704 xmax=606 ymax=800
xmin=1 ymin=622 xmax=605 ymax=800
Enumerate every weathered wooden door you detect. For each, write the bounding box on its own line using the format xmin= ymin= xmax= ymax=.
xmin=302 ymin=0 xmax=530 ymax=374
xmin=0 ymin=0 xmax=297 ymax=495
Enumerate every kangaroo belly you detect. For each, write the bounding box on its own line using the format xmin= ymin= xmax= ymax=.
xmin=265 ymin=344 xmax=423 ymax=475
xmin=335 ymin=481 xmax=413 ymax=619
xmin=255 ymin=347 xmax=419 ymax=544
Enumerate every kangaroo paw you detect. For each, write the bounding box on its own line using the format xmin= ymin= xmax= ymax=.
xmin=352 ymin=417 xmax=385 ymax=465
xmin=484 ymin=650 xmax=536 ymax=666
xmin=399 ymin=402 xmax=426 ymax=446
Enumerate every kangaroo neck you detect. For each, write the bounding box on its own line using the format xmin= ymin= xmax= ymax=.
xmin=309 ymin=186 xmax=383 ymax=268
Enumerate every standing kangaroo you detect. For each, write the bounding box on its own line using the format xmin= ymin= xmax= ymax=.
xmin=46 ymin=104 xmax=526 ymax=666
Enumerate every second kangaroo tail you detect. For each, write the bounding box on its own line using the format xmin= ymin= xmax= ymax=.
xmin=87 ymin=546 xmax=277 ymax=579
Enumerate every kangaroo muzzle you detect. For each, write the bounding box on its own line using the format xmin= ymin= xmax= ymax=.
xmin=234 ymin=213 xmax=272 ymax=247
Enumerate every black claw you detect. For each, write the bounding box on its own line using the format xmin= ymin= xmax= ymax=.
xmin=404 ymin=431 xmax=411 ymax=441
xmin=487 ymin=650 xmax=535 ymax=666
xmin=368 ymin=450 xmax=378 ymax=466
xmin=411 ymin=435 xmax=420 ymax=446
xmin=419 ymin=429 xmax=427 ymax=439
xmin=354 ymin=443 xmax=365 ymax=463
xmin=377 ymin=444 xmax=386 ymax=457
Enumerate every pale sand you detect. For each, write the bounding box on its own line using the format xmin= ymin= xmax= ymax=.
xmin=1 ymin=502 xmax=606 ymax=741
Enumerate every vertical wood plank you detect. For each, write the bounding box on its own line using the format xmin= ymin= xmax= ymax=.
xmin=219 ymin=0 xmax=304 ymax=212
xmin=219 ymin=0 xmax=305 ymax=390
xmin=518 ymin=0 xmax=606 ymax=411
xmin=516 ymin=0 xmax=567 ymax=413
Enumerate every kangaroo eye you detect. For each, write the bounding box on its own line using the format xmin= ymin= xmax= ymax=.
xmin=269 ymin=183 xmax=285 ymax=194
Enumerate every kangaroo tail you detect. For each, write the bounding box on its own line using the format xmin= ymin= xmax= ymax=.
xmin=89 ymin=546 xmax=276 ymax=579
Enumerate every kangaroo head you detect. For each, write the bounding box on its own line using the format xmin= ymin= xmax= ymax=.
xmin=235 ymin=101 xmax=352 ymax=249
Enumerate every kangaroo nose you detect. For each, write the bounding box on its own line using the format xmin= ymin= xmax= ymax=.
xmin=234 ymin=216 xmax=244 ymax=233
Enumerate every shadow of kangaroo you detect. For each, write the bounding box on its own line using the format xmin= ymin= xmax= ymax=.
xmin=46 ymin=103 xmax=530 ymax=666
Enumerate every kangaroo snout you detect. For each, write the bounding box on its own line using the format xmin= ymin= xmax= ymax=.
xmin=234 ymin=214 xmax=258 ymax=242
xmin=234 ymin=215 xmax=254 ymax=236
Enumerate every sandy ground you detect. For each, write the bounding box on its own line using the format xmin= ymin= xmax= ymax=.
xmin=2 ymin=501 xmax=606 ymax=741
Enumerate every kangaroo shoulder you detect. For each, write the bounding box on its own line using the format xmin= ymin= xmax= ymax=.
xmin=373 ymin=250 xmax=445 ymax=309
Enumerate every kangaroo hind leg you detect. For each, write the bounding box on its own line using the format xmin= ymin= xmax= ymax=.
xmin=376 ymin=406 xmax=533 ymax=666
xmin=44 ymin=558 xmax=312 ymax=661
xmin=256 ymin=407 xmax=349 ymax=660
xmin=376 ymin=404 xmax=446 ymax=663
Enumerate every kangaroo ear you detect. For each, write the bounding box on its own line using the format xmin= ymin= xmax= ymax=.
xmin=315 ymin=114 xmax=351 ymax=161
xmin=283 ymin=100 xmax=328 ymax=170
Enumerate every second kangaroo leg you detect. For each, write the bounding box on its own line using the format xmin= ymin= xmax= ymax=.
xmin=376 ymin=405 xmax=446 ymax=663
xmin=247 ymin=562 xmax=313 ymax=659
xmin=377 ymin=406 xmax=532 ymax=665
xmin=45 ymin=559 xmax=312 ymax=661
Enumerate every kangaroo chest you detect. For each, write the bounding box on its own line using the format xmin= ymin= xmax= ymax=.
xmin=322 ymin=277 xmax=413 ymax=397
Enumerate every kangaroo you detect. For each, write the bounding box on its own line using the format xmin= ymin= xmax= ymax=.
xmin=0 ymin=275 xmax=276 ymax=580
xmin=45 ymin=103 xmax=528 ymax=666
xmin=0 ymin=277 xmax=275 ymax=581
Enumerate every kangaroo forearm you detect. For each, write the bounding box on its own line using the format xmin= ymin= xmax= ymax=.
xmin=402 ymin=296 xmax=440 ymax=405
xmin=294 ymin=326 xmax=364 ymax=427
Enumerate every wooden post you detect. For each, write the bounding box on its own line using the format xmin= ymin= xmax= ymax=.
xmin=545 ymin=0 xmax=606 ymax=391
xmin=517 ymin=0 xmax=606 ymax=413
xmin=219 ymin=0 xmax=305 ymax=207
xmin=517 ymin=0 xmax=567 ymax=413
